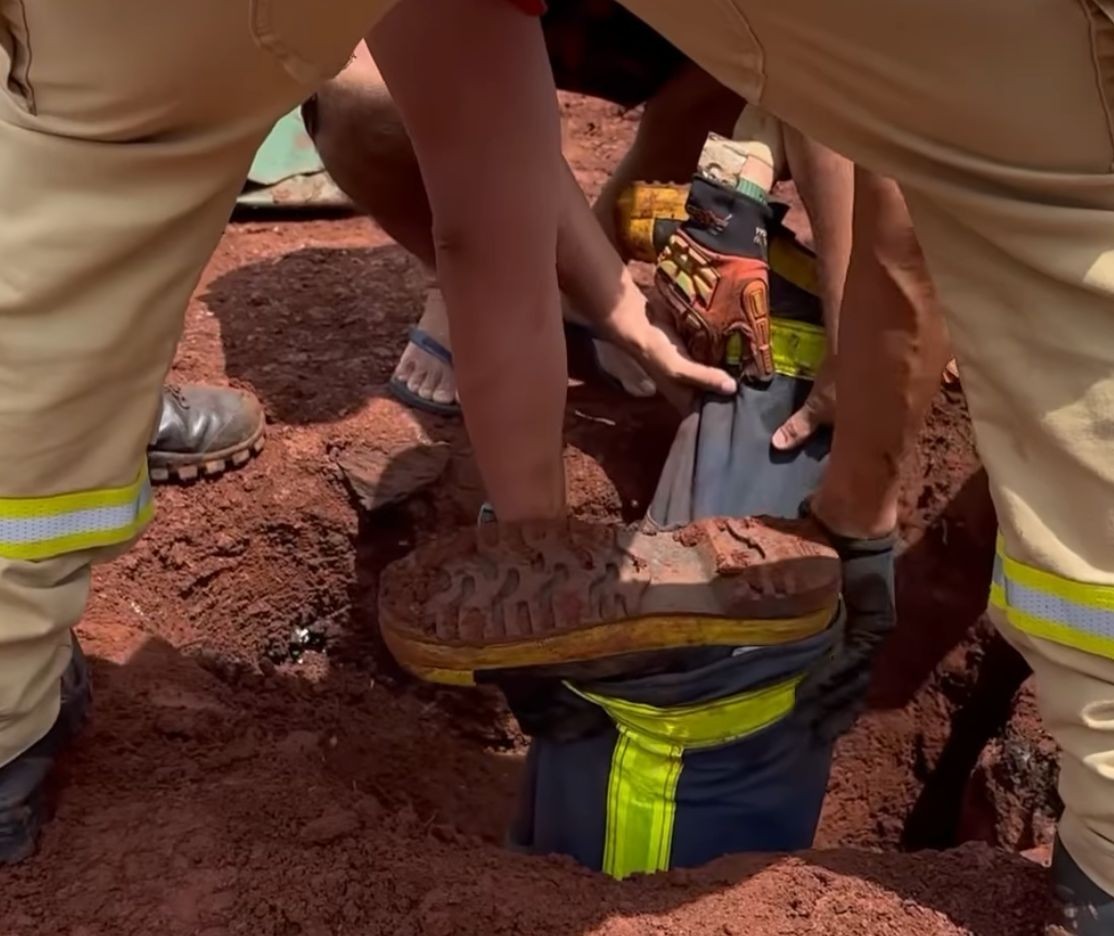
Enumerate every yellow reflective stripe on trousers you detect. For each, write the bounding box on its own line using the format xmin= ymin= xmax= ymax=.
xmin=602 ymin=728 xmax=683 ymax=880
xmin=572 ymin=676 xmax=800 ymax=879
xmin=572 ymin=675 xmax=801 ymax=750
xmin=0 ymin=467 xmax=154 ymax=561
xmin=771 ymin=318 xmax=826 ymax=382
xmin=768 ymin=227 xmax=826 ymax=382
xmin=990 ymin=536 xmax=1114 ymax=659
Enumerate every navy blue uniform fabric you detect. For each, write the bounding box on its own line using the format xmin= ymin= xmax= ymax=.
xmin=506 ymin=230 xmax=837 ymax=873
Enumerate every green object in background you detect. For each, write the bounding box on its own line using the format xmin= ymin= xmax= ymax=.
xmin=237 ymin=108 xmax=349 ymax=210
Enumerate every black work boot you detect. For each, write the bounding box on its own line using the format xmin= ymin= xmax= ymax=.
xmin=148 ymin=384 xmax=266 ymax=484
xmin=1053 ymin=834 xmax=1114 ymax=933
xmin=0 ymin=637 xmax=91 ymax=864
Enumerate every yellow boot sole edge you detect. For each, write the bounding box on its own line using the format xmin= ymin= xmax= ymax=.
xmin=383 ymin=604 xmax=837 ymax=687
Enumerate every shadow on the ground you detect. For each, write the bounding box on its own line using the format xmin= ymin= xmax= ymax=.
xmin=203 ymin=244 xmax=426 ymax=426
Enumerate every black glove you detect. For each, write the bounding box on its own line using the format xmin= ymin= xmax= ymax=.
xmin=797 ymin=518 xmax=896 ymax=742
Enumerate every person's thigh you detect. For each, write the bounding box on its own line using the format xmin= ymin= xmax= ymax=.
xmin=756 ymin=0 xmax=1114 ymax=895
xmin=0 ymin=0 xmax=384 ymax=765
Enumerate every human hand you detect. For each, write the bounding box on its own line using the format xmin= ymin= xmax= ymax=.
xmin=771 ymin=356 xmax=836 ymax=450
xmin=599 ymin=293 xmax=737 ymax=411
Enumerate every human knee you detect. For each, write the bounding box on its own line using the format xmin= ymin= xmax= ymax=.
xmin=304 ymin=42 xmax=422 ymax=210
xmin=307 ymin=76 xmax=409 ymax=174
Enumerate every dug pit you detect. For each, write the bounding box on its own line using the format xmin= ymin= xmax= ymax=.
xmin=0 ymin=96 xmax=1061 ymax=935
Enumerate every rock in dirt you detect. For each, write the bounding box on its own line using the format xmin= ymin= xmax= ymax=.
xmin=338 ymin=441 xmax=450 ymax=513
xmin=333 ymin=394 xmax=451 ymax=513
xmin=299 ymin=807 xmax=362 ymax=845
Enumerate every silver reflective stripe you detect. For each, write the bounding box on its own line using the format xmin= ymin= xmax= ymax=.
xmin=991 ymin=545 xmax=1114 ymax=658
xmin=0 ymin=472 xmax=154 ymax=561
xmin=0 ymin=484 xmax=152 ymax=543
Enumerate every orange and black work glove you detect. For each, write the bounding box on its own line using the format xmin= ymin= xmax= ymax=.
xmin=655 ymin=177 xmax=774 ymax=379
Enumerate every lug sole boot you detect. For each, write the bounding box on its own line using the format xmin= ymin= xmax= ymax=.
xmin=149 ymin=384 xmax=266 ymax=484
xmin=379 ymin=516 xmax=840 ymax=685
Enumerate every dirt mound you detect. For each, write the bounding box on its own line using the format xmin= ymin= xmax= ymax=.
xmin=0 ymin=95 xmax=1059 ymax=934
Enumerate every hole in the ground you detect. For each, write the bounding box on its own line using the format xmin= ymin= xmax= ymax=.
xmin=112 ymin=388 xmax=1061 ymax=863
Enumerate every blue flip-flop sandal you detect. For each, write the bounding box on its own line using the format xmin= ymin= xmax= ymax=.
xmin=389 ymin=323 xmax=637 ymax=418
xmin=388 ymin=327 xmax=462 ymax=416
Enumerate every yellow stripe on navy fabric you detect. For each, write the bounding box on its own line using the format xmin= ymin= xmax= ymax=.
xmin=578 ymin=676 xmax=800 ymax=879
xmin=573 ymin=674 xmax=801 ymax=751
xmin=601 ymin=727 xmax=683 ymax=880
xmin=990 ymin=535 xmax=1114 ymax=660
xmin=0 ymin=467 xmax=154 ymax=561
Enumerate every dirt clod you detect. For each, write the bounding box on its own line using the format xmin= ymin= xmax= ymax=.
xmin=300 ymin=808 xmax=362 ymax=845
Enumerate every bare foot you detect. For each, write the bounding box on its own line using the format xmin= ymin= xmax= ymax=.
xmin=392 ymin=287 xmax=459 ymax=409
xmin=393 ymin=286 xmax=657 ymax=408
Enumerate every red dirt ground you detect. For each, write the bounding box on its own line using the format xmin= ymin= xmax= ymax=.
xmin=0 ymin=96 xmax=1061 ymax=934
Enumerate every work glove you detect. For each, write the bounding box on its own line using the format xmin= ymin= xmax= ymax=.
xmin=796 ymin=513 xmax=897 ymax=742
xmin=654 ymin=173 xmax=774 ymax=379
xmin=614 ymin=181 xmax=689 ymax=263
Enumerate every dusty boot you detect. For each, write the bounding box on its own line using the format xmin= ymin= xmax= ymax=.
xmin=0 ymin=637 xmax=91 ymax=864
xmin=1053 ymin=836 xmax=1114 ymax=934
xmin=379 ymin=516 xmax=840 ymax=685
xmin=148 ymin=384 xmax=266 ymax=483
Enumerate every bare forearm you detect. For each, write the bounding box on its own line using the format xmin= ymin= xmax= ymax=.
xmin=556 ymin=160 xmax=645 ymax=327
xmin=815 ymin=170 xmax=950 ymax=537
xmin=370 ymin=0 xmax=567 ymax=522
xmin=783 ymin=128 xmax=853 ymax=347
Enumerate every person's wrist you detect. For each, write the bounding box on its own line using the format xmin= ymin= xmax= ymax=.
xmin=811 ymin=473 xmax=897 ymax=540
xmin=607 ymin=293 xmax=657 ymax=358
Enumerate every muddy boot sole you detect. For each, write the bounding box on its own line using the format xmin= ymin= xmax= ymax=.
xmin=379 ymin=516 xmax=841 ymax=685
xmin=149 ymin=425 xmax=266 ymax=484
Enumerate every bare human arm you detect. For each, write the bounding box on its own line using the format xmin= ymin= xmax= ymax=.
xmin=372 ymin=0 xmax=735 ymax=525
xmin=771 ymin=129 xmax=854 ymax=449
xmin=369 ymin=0 xmax=566 ymax=522
xmin=811 ymin=169 xmax=951 ymax=537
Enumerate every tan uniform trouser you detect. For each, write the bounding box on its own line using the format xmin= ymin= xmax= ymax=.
xmin=619 ymin=0 xmax=1114 ymax=893
xmin=0 ymin=0 xmax=394 ymax=768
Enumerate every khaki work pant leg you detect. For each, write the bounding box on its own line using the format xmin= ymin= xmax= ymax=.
xmin=0 ymin=0 xmax=390 ymax=769
xmin=619 ymin=0 xmax=1114 ymax=894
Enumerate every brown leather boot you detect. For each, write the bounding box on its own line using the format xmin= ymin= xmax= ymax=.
xmin=148 ymin=385 xmax=265 ymax=483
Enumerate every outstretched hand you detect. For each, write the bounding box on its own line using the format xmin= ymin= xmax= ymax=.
xmin=598 ymin=293 xmax=737 ymax=411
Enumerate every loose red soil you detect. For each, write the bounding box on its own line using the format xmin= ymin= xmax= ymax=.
xmin=0 ymin=95 xmax=1060 ymax=934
